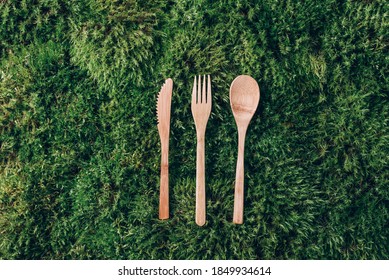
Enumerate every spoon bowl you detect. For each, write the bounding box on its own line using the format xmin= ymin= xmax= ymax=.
xmin=230 ymin=75 xmax=260 ymax=126
xmin=230 ymin=75 xmax=260 ymax=224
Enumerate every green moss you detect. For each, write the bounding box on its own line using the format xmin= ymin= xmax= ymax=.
xmin=1 ymin=0 xmax=388 ymax=259
xmin=69 ymin=0 xmax=166 ymax=90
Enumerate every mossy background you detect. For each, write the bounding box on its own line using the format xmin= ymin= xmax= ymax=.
xmin=0 ymin=0 xmax=388 ymax=259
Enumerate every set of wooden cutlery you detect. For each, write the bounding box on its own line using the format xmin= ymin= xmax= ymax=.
xmin=157 ymin=75 xmax=260 ymax=225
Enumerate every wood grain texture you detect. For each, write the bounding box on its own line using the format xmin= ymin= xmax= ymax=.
xmin=157 ymin=78 xmax=173 ymax=220
xmin=191 ymin=75 xmax=211 ymax=226
xmin=230 ymin=75 xmax=260 ymax=224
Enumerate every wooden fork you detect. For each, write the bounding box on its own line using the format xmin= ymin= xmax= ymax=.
xmin=191 ymin=75 xmax=211 ymax=226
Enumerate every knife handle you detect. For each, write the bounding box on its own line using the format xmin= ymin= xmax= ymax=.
xmin=159 ymin=143 xmax=169 ymax=219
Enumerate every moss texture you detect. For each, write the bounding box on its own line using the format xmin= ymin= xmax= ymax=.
xmin=1 ymin=0 xmax=388 ymax=259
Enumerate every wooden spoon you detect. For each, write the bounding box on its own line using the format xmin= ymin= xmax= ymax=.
xmin=230 ymin=75 xmax=260 ymax=224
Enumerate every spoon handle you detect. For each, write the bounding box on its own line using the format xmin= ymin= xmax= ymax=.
xmin=196 ymin=133 xmax=206 ymax=226
xmin=233 ymin=127 xmax=247 ymax=224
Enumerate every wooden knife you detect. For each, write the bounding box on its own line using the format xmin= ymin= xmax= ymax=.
xmin=157 ymin=78 xmax=173 ymax=219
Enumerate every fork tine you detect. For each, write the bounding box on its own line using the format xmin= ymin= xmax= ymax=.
xmin=197 ymin=75 xmax=201 ymax=103
xmin=202 ymin=75 xmax=206 ymax=104
xmin=192 ymin=76 xmax=197 ymax=104
xmin=207 ymin=75 xmax=211 ymax=103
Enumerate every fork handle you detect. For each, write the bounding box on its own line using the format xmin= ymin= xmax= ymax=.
xmin=233 ymin=126 xmax=247 ymax=224
xmin=159 ymin=143 xmax=169 ymax=219
xmin=196 ymin=133 xmax=206 ymax=226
